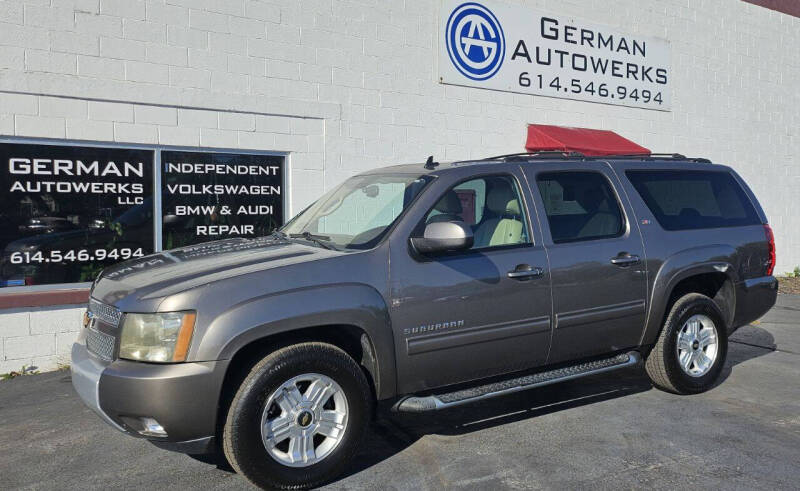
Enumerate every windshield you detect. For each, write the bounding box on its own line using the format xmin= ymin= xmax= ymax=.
xmin=281 ymin=173 xmax=433 ymax=250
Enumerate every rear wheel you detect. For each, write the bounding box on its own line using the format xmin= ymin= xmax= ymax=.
xmin=223 ymin=342 xmax=372 ymax=489
xmin=645 ymin=293 xmax=728 ymax=394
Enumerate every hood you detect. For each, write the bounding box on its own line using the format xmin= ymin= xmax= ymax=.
xmin=92 ymin=236 xmax=342 ymax=306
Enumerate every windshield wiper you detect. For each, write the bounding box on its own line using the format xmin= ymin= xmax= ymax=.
xmin=288 ymin=232 xmax=336 ymax=250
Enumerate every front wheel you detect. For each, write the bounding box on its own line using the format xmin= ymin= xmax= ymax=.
xmin=645 ymin=293 xmax=728 ymax=394
xmin=223 ymin=342 xmax=373 ymax=489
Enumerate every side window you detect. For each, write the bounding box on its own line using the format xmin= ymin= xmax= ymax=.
xmin=625 ymin=170 xmax=760 ymax=230
xmin=424 ymin=175 xmax=530 ymax=249
xmin=536 ymin=171 xmax=624 ymax=243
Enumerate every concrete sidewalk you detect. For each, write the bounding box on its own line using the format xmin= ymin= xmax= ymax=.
xmin=1 ymin=296 xmax=798 ymax=490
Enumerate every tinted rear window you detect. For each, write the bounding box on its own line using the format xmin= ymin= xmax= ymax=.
xmin=625 ymin=170 xmax=760 ymax=230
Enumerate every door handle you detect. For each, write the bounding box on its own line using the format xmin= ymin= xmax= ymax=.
xmin=610 ymin=254 xmax=641 ymax=266
xmin=507 ymin=264 xmax=544 ymax=280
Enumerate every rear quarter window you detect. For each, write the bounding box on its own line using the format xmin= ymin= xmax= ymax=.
xmin=625 ymin=170 xmax=760 ymax=230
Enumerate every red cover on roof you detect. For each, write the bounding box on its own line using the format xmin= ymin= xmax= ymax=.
xmin=525 ymin=124 xmax=650 ymax=156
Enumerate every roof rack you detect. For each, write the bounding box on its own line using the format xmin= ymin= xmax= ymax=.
xmin=480 ymin=151 xmax=586 ymax=161
xmin=602 ymin=153 xmax=684 ymax=159
xmin=469 ymin=151 xmax=711 ymax=164
xmin=601 ymin=153 xmax=712 ymax=163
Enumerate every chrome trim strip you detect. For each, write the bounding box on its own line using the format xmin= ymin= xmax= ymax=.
xmin=556 ymin=300 xmax=646 ymax=329
xmin=406 ymin=315 xmax=551 ymax=355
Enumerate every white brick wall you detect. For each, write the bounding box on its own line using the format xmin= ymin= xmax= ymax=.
xmin=0 ymin=305 xmax=83 ymax=374
xmin=0 ymin=0 xmax=798 ymax=373
xmin=0 ymin=91 xmax=325 ymax=210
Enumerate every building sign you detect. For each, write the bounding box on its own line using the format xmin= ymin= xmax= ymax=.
xmin=161 ymin=151 xmax=284 ymax=249
xmin=439 ymin=0 xmax=672 ymax=110
xmin=0 ymin=143 xmax=154 ymax=287
xmin=0 ymin=142 xmax=287 ymax=288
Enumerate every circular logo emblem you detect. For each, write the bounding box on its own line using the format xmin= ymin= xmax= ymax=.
xmin=446 ymin=3 xmax=505 ymax=81
xmin=297 ymin=411 xmax=313 ymax=427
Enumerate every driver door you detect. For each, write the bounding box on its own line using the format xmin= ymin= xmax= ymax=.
xmin=388 ymin=168 xmax=553 ymax=393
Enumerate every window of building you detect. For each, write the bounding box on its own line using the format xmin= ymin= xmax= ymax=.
xmin=161 ymin=151 xmax=284 ymax=250
xmin=0 ymin=140 xmax=286 ymax=289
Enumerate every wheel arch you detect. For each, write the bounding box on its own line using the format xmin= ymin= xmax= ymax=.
xmin=204 ymin=284 xmax=396 ymax=406
xmin=641 ymin=247 xmax=739 ymax=347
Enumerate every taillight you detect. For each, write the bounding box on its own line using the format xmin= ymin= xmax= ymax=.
xmin=764 ymin=224 xmax=776 ymax=276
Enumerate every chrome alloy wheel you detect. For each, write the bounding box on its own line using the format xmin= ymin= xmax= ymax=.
xmin=676 ymin=314 xmax=719 ymax=377
xmin=260 ymin=373 xmax=349 ymax=467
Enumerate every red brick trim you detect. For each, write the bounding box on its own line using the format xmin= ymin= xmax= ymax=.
xmin=742 ymin=0 xmax=800 ymax=17
xmin=0 ymin=289 xmax=89 ymax=309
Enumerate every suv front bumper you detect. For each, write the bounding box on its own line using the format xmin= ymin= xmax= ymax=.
xmin=71 ymin=339 xmax=127 ymax=432
xmin=71 ymin=332 xmax=229 ymax=454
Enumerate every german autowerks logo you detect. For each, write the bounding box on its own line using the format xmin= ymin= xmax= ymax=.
xmin=445 ymin=2 xmax=505 ymax=81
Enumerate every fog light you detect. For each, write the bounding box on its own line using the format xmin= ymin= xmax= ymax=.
xmin=139 ymin=417 xmax=167 ymax=437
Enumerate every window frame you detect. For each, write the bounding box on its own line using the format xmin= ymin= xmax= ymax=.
xmin=534 ymin=169 xmax=628 ymax=245
xmin=410 ymin=172 xmax=535 ymax=256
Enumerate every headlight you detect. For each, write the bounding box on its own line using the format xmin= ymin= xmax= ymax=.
xmin=119 ymin=311 xmax=196 ymax=363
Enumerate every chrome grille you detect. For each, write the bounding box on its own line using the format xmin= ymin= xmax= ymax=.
xmin=86 ymin=328 xmax=115 ymax=361
xmin=89 ymin=298 xmax=122 ymax=327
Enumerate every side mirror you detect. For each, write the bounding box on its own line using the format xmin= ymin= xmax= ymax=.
xmin=410 ymin=221 xmax=474 ymax=255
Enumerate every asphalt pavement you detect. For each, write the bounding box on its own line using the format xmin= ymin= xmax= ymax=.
xmin=1 ymin=295 xmax=798 ymax=490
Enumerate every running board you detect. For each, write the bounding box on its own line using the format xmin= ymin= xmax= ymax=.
xmin=394 ymin=351 xmax=641 ymax=412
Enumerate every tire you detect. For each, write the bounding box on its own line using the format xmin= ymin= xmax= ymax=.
xmin=222 ymin=342 xmax=373 ymax=490
xmin=645 ymin=293 xmax=728 ymax=394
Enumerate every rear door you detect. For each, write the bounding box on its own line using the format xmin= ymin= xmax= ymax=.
xmin=522 ymin=161 xmax=647 ymax=363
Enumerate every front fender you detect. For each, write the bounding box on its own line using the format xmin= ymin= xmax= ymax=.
xmin=641 ymin=245 xmax=739 ymax=346
xmin=195 ymin=283 xmax=396 ymax=399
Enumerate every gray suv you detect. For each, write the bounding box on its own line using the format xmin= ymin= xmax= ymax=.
xmin=71 ymin=152 xmax=778 ymax=489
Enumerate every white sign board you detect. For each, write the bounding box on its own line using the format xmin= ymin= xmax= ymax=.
xmin=438 ymin=0 xmax=672 ymax=110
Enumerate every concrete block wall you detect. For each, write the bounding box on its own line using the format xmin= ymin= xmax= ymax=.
xmin=0 ymin=0 xmax=797 ymax=373
xmin=0 ymin=305 xmax=84 ymax=374
xmin=0 ymin=92 xmax=327 ymax=213
xmin=0 ymin=0 xmax=796 ymax=269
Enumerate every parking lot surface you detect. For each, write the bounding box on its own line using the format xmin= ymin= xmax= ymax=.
xmin=1 ymin=295 xmax=798 ymax=490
